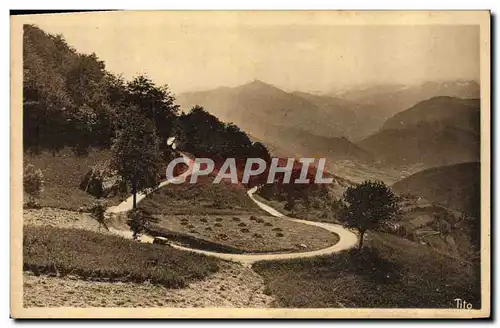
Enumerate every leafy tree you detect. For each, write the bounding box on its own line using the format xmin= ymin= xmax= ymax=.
xmin=338 ymin=180 xmax=401 ymax=249
xmin=23 ymin=164 xmax=44 ymax=207
xmin=23 ymin=24 xmax=123 ymax=154
xmin=124 ymin=75 xmax=179 ymax=155
xmin=111 ymin=106 xmax=162 ymax=209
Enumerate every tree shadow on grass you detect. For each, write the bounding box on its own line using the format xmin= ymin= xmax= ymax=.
xmin=344 ymin=247 xmax=403 ymax=285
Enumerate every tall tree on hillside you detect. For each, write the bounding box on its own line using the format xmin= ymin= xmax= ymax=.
xmin=111 ymin=106 xmax=162 ymax=209
xmin=338 ymin=181 xmax=401 ymax=250
xmin=125 ymin=75 xmax=179 ymax=154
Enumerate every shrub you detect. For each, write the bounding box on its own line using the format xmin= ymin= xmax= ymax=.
xmin=272 ymin=227 xmax=283 ymax=232
xmin=264 ymin=222 xmax=273 ymax=227
xmin=214 ymin=223 xmax=222 ymax=227
xmin=215 ymin=218 xmax=223 ymax=222
xmin=24 ymin=164 xmax=44 ymax=208
xmin=249 ymin=216 xmax=258 ymax=221
xmin=238 ymin=222 xmax=247 ymax=227
xmin=126 ymin=208 xmax=158 ymax=239
xmin=253 ymin=233 xmax=263 ymax=238
xmin=240 ymin=228 xmax=250 ymax=233
xmin=89 ymin=199 xmax=109 ymax=230
xmin=200 ymin=218 xmax=208 ymax=223
xmin=276 ymin=232 xmax=284 ymax=237
xmin=232 ymin=217 xmax=241 ymax=222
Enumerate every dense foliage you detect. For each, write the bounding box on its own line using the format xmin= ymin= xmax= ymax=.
xmin=339 ymin=181 xmax=401 ymax=249
xmin=175 ymin=105 xmax=271 ymax=185
xmin=23 ymin=25 xmax=117 ymax=154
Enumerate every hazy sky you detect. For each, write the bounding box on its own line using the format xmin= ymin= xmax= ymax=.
xmin=19 ymin=12 xmax=480 ymax=94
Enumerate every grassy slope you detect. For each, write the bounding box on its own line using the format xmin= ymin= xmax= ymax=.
xmin=139 ymin=175 xmax=339 ymax=253
xmin=148 ymin=214 xmax=339 ymax=254
xmin=254 ymin=231 xmax=480 ymax=308
xmin=392 ymin=162 xmax=480 ymax=219
xmin=139 ymin=175 xmax=261 ymax=216
xmin=24 ymin=148 xmax=123 ymax=210
xmin=24 ymin=226 xmax=220 ymax=288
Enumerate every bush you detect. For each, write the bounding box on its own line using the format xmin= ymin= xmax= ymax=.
xmin=264 ymin=222 xmax=273 ymax=227
xmin=24 ymin=164 xmax=44 ymax=208
xmin=276 ymin=232 xmax=285 ymax=237
xmin=89 ymin=199 xmax=108 ymax=230
xmin=238 ymin=222 xmax=247 ymax=227
xmin=232 ymin=217 xmax=241 ymax=222
xmin=240 ymin=228 xmax=250 ymax=233
xmin=126 ymin=208 xmax=158 ymax=239
xmin=23 ymin=226 xmax=220 ymax=288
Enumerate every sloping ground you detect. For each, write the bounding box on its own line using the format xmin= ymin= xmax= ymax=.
xmin=23 ymin=208 xmax=274 ymax=308
xmin=24 ymin=148 xmax=122 ymax=210
xmin=392 ymin=162 xmax=480 ymax=219
xmin=24 ymin=261 xmax=273 ymax=308
xmin=357 ymin=124 xmax=479 ymax=167
xmin=254 ymin=231 xmax=481 ymax=308
xmin=24 ymin=226 xmax=220 ymax=288
xmin=148 ymin=213 xmax=340 ymax=254
xmin=138 ymin=174 xmax=262 ymax=216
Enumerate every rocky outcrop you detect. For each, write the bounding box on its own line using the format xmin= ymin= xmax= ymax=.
xmin=79 ymin=160 xmax=126 ymax=198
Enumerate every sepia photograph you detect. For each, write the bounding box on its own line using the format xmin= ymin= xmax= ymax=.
xmin=10 ymin=10 xmax=490 ymax=319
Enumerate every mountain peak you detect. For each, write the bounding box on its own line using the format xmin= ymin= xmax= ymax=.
xmin=239 ymin=79 xmax=278 ymax=90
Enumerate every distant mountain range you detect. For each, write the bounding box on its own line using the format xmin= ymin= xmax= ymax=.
xmin=358 ymin=96 xmax=480 ymax=167
xmin=178 ymin=80 xmax=481 ymax=168
xmin=177 ymin=80 xmax=373 ymax=140
xmin=333 ymin=80 xmax=480 ymax=120
xmin=177 ymin=80 xmax=377 ymax=162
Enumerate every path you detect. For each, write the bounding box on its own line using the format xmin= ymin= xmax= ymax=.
xmin=106 ymin=154 xmax=358 ymax=264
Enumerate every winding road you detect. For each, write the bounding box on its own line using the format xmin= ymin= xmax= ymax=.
xmin=105 ymin=154 xmax=358 ymax=265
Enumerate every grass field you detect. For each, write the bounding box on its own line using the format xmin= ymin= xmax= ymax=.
xmin=139 ymin=175 xmax=262 ymax=216
xmin=24 ymin=148 xmax=124 ymax=211
xmin=24 ymin=226 xmax=220 ymax=288
xmin=254 ymin=231 xmax=481 ymax=308
xmin=148 ymin=214 xmax=340 ymax=253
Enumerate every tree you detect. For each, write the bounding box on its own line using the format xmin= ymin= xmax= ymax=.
xmin=23 ymin=164 xmax=44 ymax=207
xmin=111 ymin=106 xmax=162 ymax=209
xmin=338 ymin=180 xmax=401 ymax=250
xmin=125 ymin=75 xmax=179 ymax=155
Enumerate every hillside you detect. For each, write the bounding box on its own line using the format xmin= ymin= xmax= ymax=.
xmin=336 ymin=80 xmax=480 ymax=119
xmin=392 ymin=162 xmax=480 ymax=219
xmin=358 ymin=96 xmax=480 ymax=167
xmin=382 ymin=96 xmax=480 ymax=132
